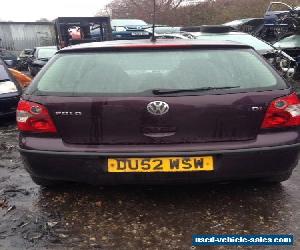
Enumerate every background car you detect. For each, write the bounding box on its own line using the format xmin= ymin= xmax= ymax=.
xmin=195 ymin=25 xmax=297 ymax=79
xmin=16 ymin=49 xmax=33 ymax=71
xmin=195 ymin=26 xmax=279 ymax=54
xmin=273 ymin=34 xmax=300 ymax=80
xmin=0 ymin=48 xmax=18 ymax=68
xmin=18 ymin=40 xmax=300 ymax=187
xmin=274 ymin=35 xmax=300 ymax=62
xmin=18 ymin=49 xmax=34 ymax=60
xmin=155 ymin=33 xmax=195 ymax=40
xmin=146 ymin=26 xmax=181 ymax=34
xmin=27 ymin=46 xmax=58 ymax=77
xmin=111 ymin=19 xmax=151 ymax=40
xmin=0 ymin=58 xmax=21 ymax=117
xmin=223 ymin=18 xmax=264 ymax=34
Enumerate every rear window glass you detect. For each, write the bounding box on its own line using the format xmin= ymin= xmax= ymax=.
xmin=34 ymin=49 xmax=282 ymax=95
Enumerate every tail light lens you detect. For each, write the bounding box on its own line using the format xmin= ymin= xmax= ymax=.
xmin=16 ymin=100 xmax=57 ymax=133
xmin=261 ymin=93 xmax=300 ymax=129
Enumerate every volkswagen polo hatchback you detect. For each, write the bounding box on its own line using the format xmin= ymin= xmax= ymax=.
xmin=17 ymin=40 xmax=300 ymax=186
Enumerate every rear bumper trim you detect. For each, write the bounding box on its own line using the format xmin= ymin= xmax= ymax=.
xmin=19 ymin=142 xmax=300 ymax=157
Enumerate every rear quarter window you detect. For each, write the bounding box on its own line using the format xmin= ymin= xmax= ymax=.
xmin=30 ymin=49 xmax=285 ymax=96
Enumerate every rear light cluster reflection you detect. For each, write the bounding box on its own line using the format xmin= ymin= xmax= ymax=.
xmin=16 ymin=100 xmax=57 ymax=133
xmin=261 ymin=93 xmax=300 ymax=129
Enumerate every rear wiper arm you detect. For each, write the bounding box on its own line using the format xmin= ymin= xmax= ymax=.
xmin=152 ymin=86 xmax=240 ymax=95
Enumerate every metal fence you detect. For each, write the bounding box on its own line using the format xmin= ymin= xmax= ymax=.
xmin=0 ymin=22 xmax=56 ymax=56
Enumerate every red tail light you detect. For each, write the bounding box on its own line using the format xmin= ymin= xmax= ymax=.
xmin=261 ymin=93 xmax=300 ymax=129
xmin=16 ymin=100 xmax=57 ymax=133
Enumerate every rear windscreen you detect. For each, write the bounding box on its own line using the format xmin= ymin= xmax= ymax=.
xmin=33 ymin=49 xmax=284 ymax=95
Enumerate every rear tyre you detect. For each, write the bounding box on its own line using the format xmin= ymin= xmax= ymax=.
xmin=30 ymin=176 xmax=63 ymax=187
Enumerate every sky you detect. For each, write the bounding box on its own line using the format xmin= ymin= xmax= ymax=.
xmin=0 ymin=0 xmax=112 ymax=22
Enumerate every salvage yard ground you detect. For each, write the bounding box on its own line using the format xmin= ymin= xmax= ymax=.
xmin=0 ymin=119 xmax=300 ymax=249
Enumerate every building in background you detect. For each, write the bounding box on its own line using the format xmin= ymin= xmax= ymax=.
xmin=0 ymin=22 xmax=56 ymax=55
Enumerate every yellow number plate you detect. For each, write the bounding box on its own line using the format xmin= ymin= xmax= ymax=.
xmin=107 ymin=156 xmax=214 ymax=173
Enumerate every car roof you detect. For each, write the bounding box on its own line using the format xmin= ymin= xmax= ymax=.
xmin=192 ymin=31 xmax=254 ymax=37
xmin=59 ymin=39 xmax=252 ymax=53
xmin=112 ymin=19 xmax=145 ymax=21
xmin=194 ymin=31 xmax=273 ymax=53
xmin=197 ymin=31 xmax=249 ymax=36
xmin=156 ymin=33 xmax=186 ymax=37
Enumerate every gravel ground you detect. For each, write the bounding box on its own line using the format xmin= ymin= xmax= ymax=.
xmin=0 ymin=120 xmax=300 ymax=249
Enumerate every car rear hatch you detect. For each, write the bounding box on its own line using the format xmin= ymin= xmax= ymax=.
xmin=38 ymin=91 xmax=283 ymax=145
xmin=27 ymin=44 xmax=288 ymax=145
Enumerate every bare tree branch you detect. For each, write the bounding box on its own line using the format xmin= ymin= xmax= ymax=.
xmin=101 ymin=0 xmax=300 ymax=26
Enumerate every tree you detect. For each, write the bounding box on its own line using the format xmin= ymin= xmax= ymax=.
xmin=97 ymin=0 xmax=300 ymax=26
xmin=99 ymin=0 xmax=185 ymax=23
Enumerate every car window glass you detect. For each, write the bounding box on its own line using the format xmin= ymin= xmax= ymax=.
xmin=37 ymin=48 xmax=57 ymax=59
xmin=35 ymin=50 xmax=279 ymax=95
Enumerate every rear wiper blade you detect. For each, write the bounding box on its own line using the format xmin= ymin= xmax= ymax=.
xmin=152 ymin=86 xmax=240 ymax=95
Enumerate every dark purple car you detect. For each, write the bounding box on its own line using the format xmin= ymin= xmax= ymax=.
xmin=17 ymin=40 xmax=300 ymax=186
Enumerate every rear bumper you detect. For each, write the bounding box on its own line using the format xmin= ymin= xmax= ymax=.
xmin=20 ymin=142 xmax=300 ymax=185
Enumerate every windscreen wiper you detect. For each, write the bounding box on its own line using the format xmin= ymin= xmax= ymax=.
xmin=152 ymin=86 xmax=240 ymax=95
